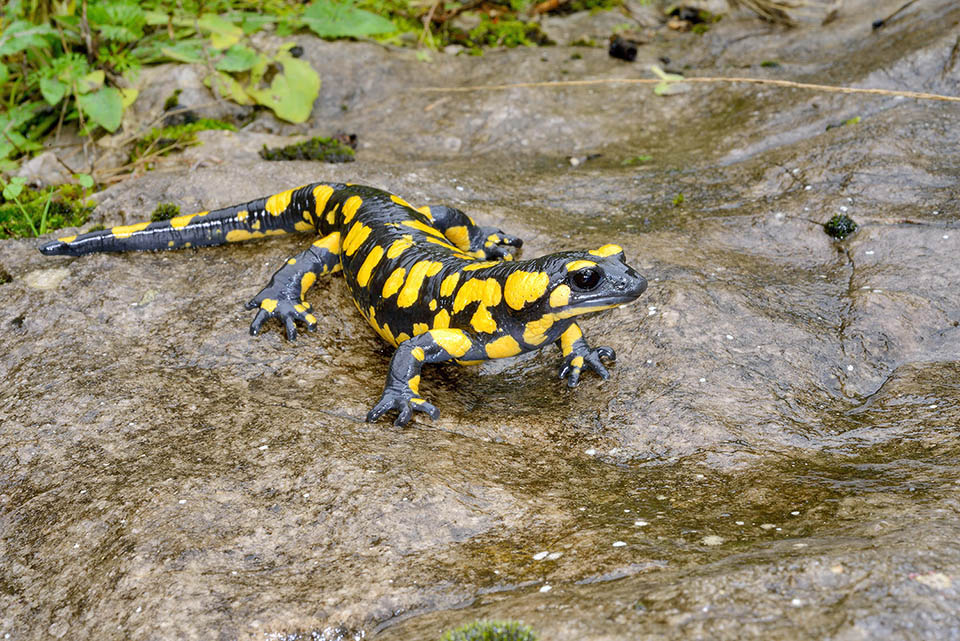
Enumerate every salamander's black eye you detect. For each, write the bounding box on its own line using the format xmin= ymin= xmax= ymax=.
xmin=571 ymin=267 xmax=602 ymax=291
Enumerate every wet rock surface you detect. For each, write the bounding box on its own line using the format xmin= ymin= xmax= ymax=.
xmin=2 ymin=1 xmax=960 ymax=639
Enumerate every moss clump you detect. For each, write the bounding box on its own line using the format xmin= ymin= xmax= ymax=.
xmin=467 ymin=17 xmax=553 ymax=48
xmin=824 ymin=214 xmax=858 ymax=240
xmin=259 ymin=136 xmax=357 ymax=163
xmin=132 ymin=119 xmax=237 ymax=161
xmin=0 ymin=185 xmax=93 ymax=239
xmin=150 ymin=202 xmax=181 ymax=222
xmin=439 ymin=620 xmax=538 ymax=641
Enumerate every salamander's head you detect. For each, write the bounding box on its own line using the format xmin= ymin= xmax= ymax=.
xmin=502 ymin=243 xmax=647 ymax=321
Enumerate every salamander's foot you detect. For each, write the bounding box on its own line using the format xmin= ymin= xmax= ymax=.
xmin=478 ymin=226 xmax=523 ymax=260
xmin=366 ymin=385 xmax=440 ymax=427
xmin=559 ymin=346 xmax=616 ymax=387
xmin=246 ymin=293 xmax=317 ymax=341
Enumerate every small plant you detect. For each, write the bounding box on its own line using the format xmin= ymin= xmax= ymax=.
xmin=131 ymin=119 xmax=237 ymax=162
xmin=259 ymin=135 xmax=357 ymax=162
xmin=823 ymin=214 xmax=857 ymax=240
xmin=150 ymin=202 xmax=181 ymax=222
xmin=672 ymin=193 xmax=684 ymax=206
xmin=0 ymin=177 xmax=94 ymax=239
xmin=439 ymin=620 xmax=538 ymax=641
xmin=621 ymin=154 xmax=653 ymax=166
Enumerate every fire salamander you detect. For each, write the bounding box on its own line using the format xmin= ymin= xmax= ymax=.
xmin=41 ymin=183 xmax=648 ymax=426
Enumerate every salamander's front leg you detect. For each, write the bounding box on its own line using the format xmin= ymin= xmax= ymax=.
xmin=367 ymin=328 xmax=482 ymax=427
xmin=246 ymin=232 xmax=341 ymax=341
xmin=423 ymin=205 xmax=523 ymax=260
xmin=556 ymin=323 xmax=616 ymax=387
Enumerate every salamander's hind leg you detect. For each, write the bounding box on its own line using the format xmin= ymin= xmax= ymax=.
xmin=556 ymin=323 xmax=616 ymax=387
xmin=246 ymin=232 xmax=341 ymax=341
xmin=366 ymin=328 xmax=482 ymax=427
xmin=422 ymin=204 xmax=523 ymax=260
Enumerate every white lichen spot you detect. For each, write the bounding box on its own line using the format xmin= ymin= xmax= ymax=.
xmin=914 ymin=572 xmax=952 ymax=590
xmin=585 ymin=448 xmax=597 ymax=456
xmin=634 ymin=520 xmax=649 ymax=527
xmin=791 ymin=598 xmax=804 ymax=607
xmin=533 ymin=551 xmax=549 ymax=561
xmin=760 ymin=523 xmax=777 ymax=530
xmin=612 ymin=541 xmax=627 ymax=547
xmin=847 ymin=365 xmax=854 ymax=372
xmin=735 ymin=520 xmax=745 ymax=525
xmin=547 ymin=552 xmax=563 ymax=560
xmin=701 ymin=535 xmax=724 ymax=546
xmin=791 ymin=511 xmax=800 ymax=515
xmin=539 ymin=585 xmax=552 ymax=593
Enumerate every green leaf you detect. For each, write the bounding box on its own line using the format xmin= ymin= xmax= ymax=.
xmin=245 ymin=50 xmax=320 ymax=123
xmin=78 ymin=70 xmax=106 ymax=94
xmin=160 ymin=41 xmax=206 ymax=64
xmin=0 ymin=63 xmax=8 ymax=86
xmin=0 ymin=20 xmax=57 ymax=55
xmin=75 ymin=173 xmax=95 ymax=189
xmin=3 ymin=176 xmax=27 ymax=200
xmin=77 ymin=87 xmax=123 ymax=132
xmin=119 ymin=87 xmax=139 ymax=108
xmin=40 ymin=77 xmax=68 ymax=106
xmin=215 ymin=44 xmax=260 ymax=72
xmin=301 ymin=0 xmax=397 ymax=38
xmin=0 ymin=103 xmax=44 ymax=161
xmin=198 ymin=14 xmax=243 ymax=49
xmin=205 ymin=71 xmax=254 ymax=105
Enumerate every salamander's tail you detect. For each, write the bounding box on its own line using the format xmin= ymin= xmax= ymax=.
xmin=39 ymin=183 xmax=326 ymax=257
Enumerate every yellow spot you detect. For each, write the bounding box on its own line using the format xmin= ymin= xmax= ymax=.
xmin=224 ymin=229 xmax=286 ymax=242
xmin=251 ymin=220 xmax=261 ymax=230
xmin=236 ymin=210 xmax=249 ymax=221
xmin=504 ymin=270 xmax=549 ymax=310
xmin=326 ymin=202 xmax=340 ymax=226
xmin=485 ymin=335 xmax=522 ymax=359
xmin=170 ymin=212 xmax=204 ymax=229
xmin=306 ymin=314 xmax=317 ymax=324
xmin=453 ymin=278 xmax=501 ymax=313
xmin=488 ymin=233 xmax=501 ymax=244
xmin=294 ymin=221 xmax=314 ymax=232
xmin=439 ymin=272 xmax=460 ymax=297
xmin=470 ymin=305 xmax=498 ymax=334
xmin=433 ymin=309 xmax=450 ymax=329
xmin=425 ymin=236 xmax=463 ymax=253
xmin=428 ymin=299 xmax=437 ymax=311
xmin=402 ymin=219 xmax=446 ymax=239
xmin=356 ymin=246 xmax=385 ymax=287
xmin=314 ymin=185 xmax=334 ymax=219
xmin=523 ymin=316 xmax=555 ymax=345
xmin=589 ymin=244 xmax=623 ymax=257
xmin=455 ymin=359 xmax=484 ymax=366
xmin=445 ymin=225 xmax=470 ymax=250
xmin=397 ymin=260 xmax=443 ymax=308
xmin=560 ymin=323 xmax=583 ymax=356
xmin=408 ymin=375 xmax=421 ymax=394
xmin=461 ymin=260 xmax=500 ymax=271
xmin=416 ymin=205 xmax=434 ymax=221
xmin=167 ymin=241 xmax=174 ymax=247
xmin=412 ymin=346 xmax=425 ymax=361
xmin=550 ymin=284 xmax=571 ymax=308
xmin=571 ymin=356 xmax=584 ymax=368
xmin=382 ymin=267 xmax=407 ymax=298
xmin=431 ymin=329 xmax=472 ymax=357
xmin=342 ymin=222 xmax=372 ymax=256
xmin=301 ymin=272 xmax=316 ymax=299
xmin=312 ymin=231 xmax=341 ymax=254
xmin=58 ymin=235 xmax=77 ymax=243
xmin=287 ymin=258 xmax=297 ymax=265
xmin=381 ymin=322 xmax=397 ymax=347
xmin=294 ymin=304 xmax=306 ymax=313
xmin=566 ymin=260 xmax=597 ymax=271
xmin=111 ymin=222 xmax=150 ymax=239
xmin=396 ymin=332 xmax=411 ymax=344
xmin=342 ymin=195 xmax=363 ymax=223
xmin=265 ymin=188 xmax=295 ymax=216
xmin=184 ymin=242 xmax=191 ymax=248
xmin=413 ymin=323 xmax=429 ymax=336
xmin=387 ymin=235 xmax=415 ymax=259
xmin=260 ymin=299 xmax=278 ymax=312
xmin=391 ymin=194 xmax=413 ymax=209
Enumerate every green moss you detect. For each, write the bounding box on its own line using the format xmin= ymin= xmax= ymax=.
xmin=439 ymin=620 xmax=538 ymax=641
xmin=150 ymin=202 xmax=181 ymax=222
xmin=132 ymin=118 xmax=237 ymax=161
xmin=259 ymin=136 xmax=357 ymax=162
xmin=467 ymin=17 xmax=553 ymax=48
xmin=622 ymin=154 xmax=653 ymax=166
xmin=163 ymin=89 xmax=183 ymax=111
xmin=824 ymin=214 xmax=858 ymax=240
xmin=0 ymin=185 xmax=94 ymax=239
